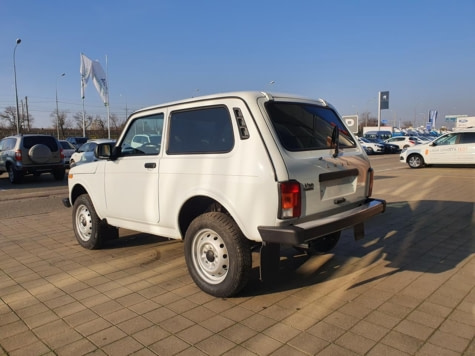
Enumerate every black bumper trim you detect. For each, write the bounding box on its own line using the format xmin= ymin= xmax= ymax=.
xmin=258 ymin=198 xmax=386 ymax=245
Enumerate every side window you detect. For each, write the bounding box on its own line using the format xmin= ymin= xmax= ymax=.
xmin=460 ymin=132 xmax=475 ymax=144
xmin=437 ymin=134 xmax=457 ymax=145
xmin=121 ymin=113 xmax=164 ymax=156
xmin=167 ymin=106 xmax=234 ymax=154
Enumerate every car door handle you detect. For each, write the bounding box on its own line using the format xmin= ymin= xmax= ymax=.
xmin=144 ymin=163 xmax=156 ymax=169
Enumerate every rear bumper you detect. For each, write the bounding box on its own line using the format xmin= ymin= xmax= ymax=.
xmin=258 ymin=198 xmax=386 ymax=245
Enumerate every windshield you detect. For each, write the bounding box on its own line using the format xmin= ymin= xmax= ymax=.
xmin=265 ymin=102 xmax=356 ymax=151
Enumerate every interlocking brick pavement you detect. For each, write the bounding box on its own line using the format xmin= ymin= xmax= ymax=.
xmin=1 ymin=166 xmax=474 ymax=355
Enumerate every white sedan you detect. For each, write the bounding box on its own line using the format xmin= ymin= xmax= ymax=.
xmin=70 ymin=139 xmax=116 ymax=167
xmin=358 ymin=137 xmax=384 ymax=154
xmin=400 ymin=130 xmax=475 ymax=168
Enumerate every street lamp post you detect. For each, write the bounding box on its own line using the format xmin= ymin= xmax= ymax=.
xmin=56 ymin=73 xmax=66 ymax=139
xmin=13 ymin=38 xmax=21 ymax=135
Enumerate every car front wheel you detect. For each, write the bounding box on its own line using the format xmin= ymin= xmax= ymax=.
xmin=72 ymin=194 xmax=118 ymax=249
xmin=407 ymin=154 xmax=424 ymax=168
xmin=184 ymin=212 xmax=251 ymax=297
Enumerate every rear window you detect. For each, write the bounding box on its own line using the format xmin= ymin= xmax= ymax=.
xmin=23 ymin=136 xmax=59 ymax=152
xmin=265 ymin=102 xmax=356 ymax=151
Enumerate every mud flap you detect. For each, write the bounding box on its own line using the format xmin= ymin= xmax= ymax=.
xmin=259 ymin=242 xmax=280 ymax=282
xmin=354 ymin=223 xmax=365 ymax=240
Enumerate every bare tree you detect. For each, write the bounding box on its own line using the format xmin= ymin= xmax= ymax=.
xmin=0 ymin=106 xmax=33 ymax=132
xmin=0 ymin=106 xmax=17 ymax=129
xmin=50 ymin=109 xmax=69 ymax=137
xmin=72 ymin=112 xmax=93 ymax=131
xmin=109 ymin=112 xmax=126 ymax=130
xmin=91 ymin=115 xmax=106 ymax=131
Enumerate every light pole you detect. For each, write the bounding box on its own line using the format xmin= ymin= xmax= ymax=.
xmin=56 ymin=73 xmax=66 ymax=139
xmin=13 ymin=38 xmax=21 ymax=135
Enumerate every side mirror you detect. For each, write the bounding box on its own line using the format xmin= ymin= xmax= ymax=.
xmin=95 ymin=143 xmax=116 ymax=160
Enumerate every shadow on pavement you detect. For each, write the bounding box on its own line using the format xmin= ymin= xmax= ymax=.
xmin=242 ymin=199 xmax=474 ymax=296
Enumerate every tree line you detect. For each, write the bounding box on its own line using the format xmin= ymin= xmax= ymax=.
xmin=0 ymin=105 xmax=126 ymax=139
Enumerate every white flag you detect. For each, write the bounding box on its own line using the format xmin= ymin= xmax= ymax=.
xmin=80 ymin=53 xmax=108 ymax=105
xmin=80 ymin=53 xmax=93 ymax=99
xmin=91 ymin=60 xmax=108 ymax=105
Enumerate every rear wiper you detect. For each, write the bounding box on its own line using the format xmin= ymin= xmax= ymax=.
xmin=331 ymin=125 xmax=339 ymax=158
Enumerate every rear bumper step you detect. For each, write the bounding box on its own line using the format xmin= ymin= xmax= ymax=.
xmin=258 ymin=198 xmax=386 ymax=245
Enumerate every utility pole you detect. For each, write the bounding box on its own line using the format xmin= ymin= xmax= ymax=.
xmin=25 ymin=96 xmax=30 ymax=131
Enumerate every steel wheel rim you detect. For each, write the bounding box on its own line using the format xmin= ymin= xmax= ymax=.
xmin=76 ymin=205 xmax=92 ymax=242
xmin=192 ymin=229 xmax=229 ymax=284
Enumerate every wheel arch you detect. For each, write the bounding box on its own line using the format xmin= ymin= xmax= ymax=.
xmin=178 ymin=196 xmax=232 ymax=240
xmin=70 ymin=183 xmax=88 ymax=206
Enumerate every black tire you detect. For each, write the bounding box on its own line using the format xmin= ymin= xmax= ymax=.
xmin=407 ymin=154 xmax=424 ymax=168
xmin=184 ymin=212 xmax=251 ymax=297
xmin=307 ymin=231 xmax=341 ymax=254
xmin=72 ymin=194 xmax=108 ymax=249
xmin=53 ymin=167 xmax=66 ymax=180
xmin=366 ymin=147 xmax=374 ymax=155
xmin=7 ymin=164 xmax=23 ymax=184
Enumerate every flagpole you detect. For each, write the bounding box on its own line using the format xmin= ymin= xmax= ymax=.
xmin=82 ymin=98 xmax=86 ymax=137
xmin=106 ymin=55 xmax=110 ymax=139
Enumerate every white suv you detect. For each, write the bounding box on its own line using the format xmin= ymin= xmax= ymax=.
xmin=63 ymin=91 xmax=386 ymax=297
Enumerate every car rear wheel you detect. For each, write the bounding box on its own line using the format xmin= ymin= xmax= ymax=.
xmin=184 ymin=212 xmax=251 ymax=297
xmin=407 ymin=154 xmax=424 ymax=168
xmin=7 ymin=164 xmax=23 ymax=184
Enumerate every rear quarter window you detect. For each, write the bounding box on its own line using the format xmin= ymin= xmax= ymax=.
xmin=167 ymin=106 xmax=234 ymax=154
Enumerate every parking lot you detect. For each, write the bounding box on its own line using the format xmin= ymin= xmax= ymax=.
xmin=1 ymin=155 xmax=474 ymax=355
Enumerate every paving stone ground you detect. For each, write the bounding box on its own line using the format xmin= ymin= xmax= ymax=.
xmin=1 ymin=166 xmax=474 ymax=355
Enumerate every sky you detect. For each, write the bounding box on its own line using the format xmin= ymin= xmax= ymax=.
xmin=1 ymin=0 xmax=474 ymax=130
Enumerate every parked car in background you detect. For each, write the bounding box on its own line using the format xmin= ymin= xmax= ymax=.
xmin=66 ymin=137 xmax=88 ymax=149
xmin=400 ymin=129 xmax=475 ymax=168
xmin=366 ymin=138 xmax=401 ymax=154
xmin=364 ymin=130 xmax=393 ymax=140
xmin=358 ymin=137 xmax=384 ymax=155
xmin=0 ymin=134 xmax=65 ymax=183
xmin=385 ymin=136 xmax=423 ymax=150
xmin=59 ymin=140 xmax=76 ymax=168
xmin=70 ymin=139 xmax=116 ymax=167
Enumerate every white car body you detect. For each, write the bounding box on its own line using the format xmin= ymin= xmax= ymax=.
xmin=65 ymin=91 xmax=386 ymax=297
xmin=400 ymin=129 xmax=475 ymax=168
xmin=358 ymin=137 xmax=384 ymax=154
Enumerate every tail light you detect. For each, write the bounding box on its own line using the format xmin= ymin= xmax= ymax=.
xmin=14 ymin=149 xmax=22 ymax=161
xmin=367 ymin=167 xmax=374 ymax=197
xmin=279 ymin=181 xmax=301 ymax=219
xmin=60 ymin=148 xmax=64 ymax=160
